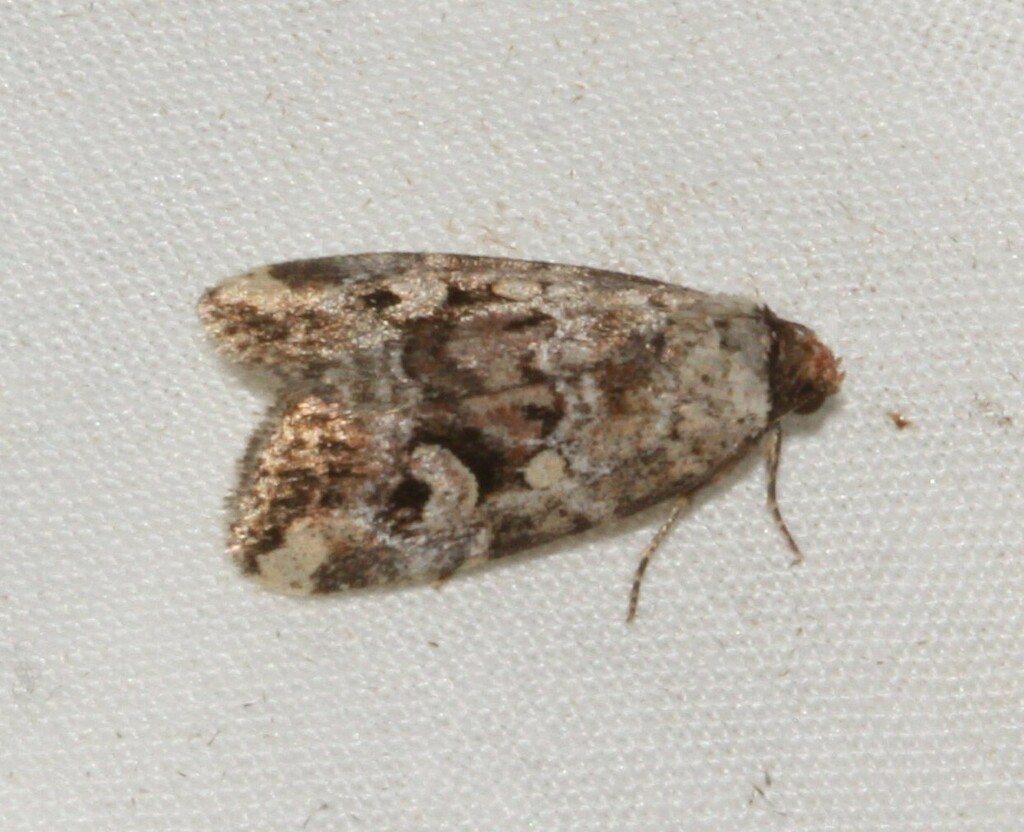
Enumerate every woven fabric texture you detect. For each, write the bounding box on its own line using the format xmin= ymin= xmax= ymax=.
xmin=2 ymin=2 xmax=1021 ymax=830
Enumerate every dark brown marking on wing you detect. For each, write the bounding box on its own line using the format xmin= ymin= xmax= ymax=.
xmin=269 ymin=257 xmax=357 ymax=289
xmin=412 ymin=425 xmax=508 ymax=498
xmin=362 ymin=288 xmax=402 ymax=310
xmin=382 ymin=475 xmax=433 ymax=527
xmin=444 ymin=284 xmax=493 ymax=307
xmin=312 ymin=545 xmax=404 ymax=592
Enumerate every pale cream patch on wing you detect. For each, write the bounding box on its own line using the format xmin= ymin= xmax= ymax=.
xmin=385 ymin=276 xmax=449 ymax=315
xmin=253 ymin=519 xmax=333 ymax=595
xmin=523 ymin=449 xmax=568 ymax=489
xmin=410 ymin=445 xmax=480 ymax=520
xmin=213 ymin=266 xmax=294 ymax=305
xmin=491 ymin=278 xmax=543 ymax=301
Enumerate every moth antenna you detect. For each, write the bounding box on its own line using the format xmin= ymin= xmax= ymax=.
xmin=765 ymin=424 xmax=803 ymax=564
xmin=627 ymin=494 xmax=691 ymax=623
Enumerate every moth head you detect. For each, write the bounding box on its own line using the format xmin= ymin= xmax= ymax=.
xmin=766 ymin=310 xmax=844 ymax=421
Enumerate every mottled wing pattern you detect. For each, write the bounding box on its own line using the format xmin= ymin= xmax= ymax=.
xmin=199 ymin=254 xmax=828 ymax=596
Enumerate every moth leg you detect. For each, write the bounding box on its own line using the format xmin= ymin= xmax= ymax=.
xmin=627 ymin=494 xmax=691 ymax=623
xmin=765 ymin=423 xmax=804 ymax=565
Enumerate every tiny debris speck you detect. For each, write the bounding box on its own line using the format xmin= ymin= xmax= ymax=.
xmin=887 ymin=410 xmax=913 ymax=430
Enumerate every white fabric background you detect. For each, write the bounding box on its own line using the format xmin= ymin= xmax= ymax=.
xmin=2 ymin=2 xmax=1021 ymax=830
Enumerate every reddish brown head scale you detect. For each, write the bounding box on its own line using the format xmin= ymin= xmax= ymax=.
xmin=766 ymin=309 xmax=844 ymax=421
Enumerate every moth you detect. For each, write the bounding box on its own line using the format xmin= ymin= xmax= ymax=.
xmin=199 ymin=253 xmax=843 ymax=620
